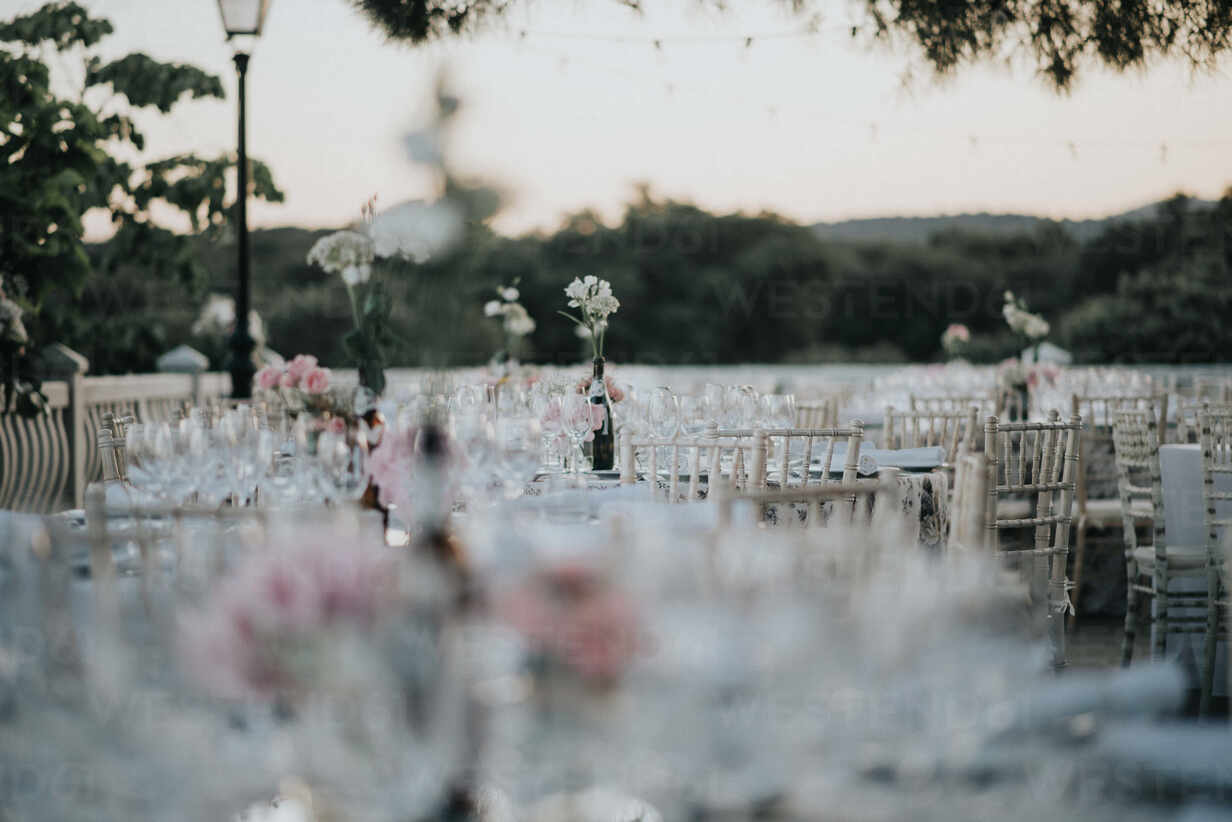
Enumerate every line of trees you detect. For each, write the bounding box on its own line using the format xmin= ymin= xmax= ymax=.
xmin=40 ymin=187 xmax=1232 ymax=373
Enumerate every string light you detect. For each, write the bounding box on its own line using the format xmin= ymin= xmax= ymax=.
xmin=513 ymin=26 xmax=829 ymax=45
xmin=494 ymin=26 xmax=1232 ymax=155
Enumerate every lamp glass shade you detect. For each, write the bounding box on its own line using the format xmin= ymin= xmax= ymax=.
xmin=217 ymin=0 xmax=270 ymax=36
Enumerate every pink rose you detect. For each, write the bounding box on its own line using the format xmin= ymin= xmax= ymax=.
xmin=303 ymin=366 xmax=331 ymax=395
xmin=255 ymin=366 xmax=282 ymax=391
xmin=497 ymin=563 xmax=642 ymax=686
xmin=279 ymin=371 xmax=298 ymax=389
xmin=327 ymin=416 xmax=346 ymax=435
xmin=285 ymin=354 xmax=318 ymax=383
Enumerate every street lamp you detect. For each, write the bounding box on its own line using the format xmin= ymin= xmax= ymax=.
xmin=216 ymin=0 xmax=271 ymax=399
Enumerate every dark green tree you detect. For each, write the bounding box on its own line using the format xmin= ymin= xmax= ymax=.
xmin=856 ymin=0 xmax=1232 ymax=89
xmin=0 ymin=1 xmax=283 ymax=368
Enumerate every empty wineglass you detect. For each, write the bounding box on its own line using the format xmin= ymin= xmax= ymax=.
xmin=648 ymin=386 xmax=680 ymax=440
xmin=679 ymin=395 xmax=710 ymax=436
xmin=317 ymin=430 xmax=368 ymax=504
xmin=496 ymin=416 xmax=543 ymax=499
xmin=761 ymin=394 xmax=797 ymax=430
xmin=704 ymin=383 xmax=727 ymax=426
xmin=563 ymin=392 xmax=597 ymax=477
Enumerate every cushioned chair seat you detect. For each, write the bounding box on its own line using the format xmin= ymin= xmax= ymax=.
xmin=1132 ymin=544 xmax=1210 ymax=571
xmin=1078 ymin=497 xmax=1153 ymax=522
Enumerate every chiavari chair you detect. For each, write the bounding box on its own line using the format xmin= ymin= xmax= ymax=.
xmin=1068 ymin=392 xmax=1168 ymax=624
xmin=984 ymin=410 xmax=1082 ymax=669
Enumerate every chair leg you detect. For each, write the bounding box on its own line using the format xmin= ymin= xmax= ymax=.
xmin=1152 ymin=562 xmax=1168 ymax=662
xmin=1200 ymin=568 xmax=1220 ymax=716
xmin=1121 ymin=559 xmax=1139 ymax=667
xmin=1069 ymin=517 xmax=1089 ymax=631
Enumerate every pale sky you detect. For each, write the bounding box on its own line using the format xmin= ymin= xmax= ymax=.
xmin=11 ymin=0 xmax=1232 ymax=237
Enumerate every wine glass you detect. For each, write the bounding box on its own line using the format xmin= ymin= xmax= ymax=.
xmin=496 ymin=416 xmax=543 ymax=499
xmin=761 ymin=394 xmax=797 ymax=430
xmin=704 ymin=383 xmax=727 ymax=426
xmin=562 ymin=393 xmax=597 ymax=478
xmin=679 ymin=395 xmax=710 ymax=436
xmin=648 ymin=386 xmax=680 ymax=440
xmin=317 ymin=430 xmax=367 ymax=504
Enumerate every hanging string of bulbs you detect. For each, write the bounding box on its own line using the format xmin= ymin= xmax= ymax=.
xmin=420 ymin=21 xmax=1232 ymax=163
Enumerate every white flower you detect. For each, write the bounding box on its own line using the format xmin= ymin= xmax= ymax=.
xmin=499 ymin=286 xmax=520 ymax=302
xmin=563 ymin=276 xmax=620 ymax=319
xmin=484 ymin=300 xmax=504 ymax=318
xmin=503 ymin=303 xmax=536 ymax=337
xmin=368 ymin=199 xmax=465 ymax=264
xmin=341 ymin=264 xmax=372 ymax=287
xmin=306 ymin=230 xmax=374 ymax=280
xmin=1024 ymin=315 xmax=1050 ymax=339
xmin=1003 ymin=297 xmax=1049 ymax=340
xmin=247 ymin=311 xmax=266 ymax=348
xmin=191 ymin=294 xmax=264 ymax=345
xmin=0 ymin=297 xmax=28 ymax=345
xmin=192 ymin=294 xmax=236 ymax=336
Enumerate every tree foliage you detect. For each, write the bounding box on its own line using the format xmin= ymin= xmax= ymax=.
xmin=350 ymin=0 xmax=1232 ymax=88
xmin=858 ymin=0 xmax=1232 ymax=89
xmin=348 ymin=0 xmax=513 ymax=44
xmin=0 ymin=1 xmax=283 ymax=365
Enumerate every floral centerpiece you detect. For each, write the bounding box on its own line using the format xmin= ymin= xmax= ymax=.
xmin=178 ymin=532 xmax=399 ymax=701
xmin=558 ymin=276 xmax=621 ymax=470
xmin=559 ymin=275 xmax=619 ymax=360
xmin=307 ymin=195 xmax=463 ymax=397
xmin=997 ymin=291 xmax=1053 ymax=417
xmin=940 ymin=323 xmax=970 ymax=361
xmin=191 ymin=293 xmax=272 ymax=369
xmin=483 ymin=279 xmax=536 ymax=373
xmin=256 ymin=355 xmax=340 ymax=419
xmin=496 ymin=561 xmax=642 ymax=688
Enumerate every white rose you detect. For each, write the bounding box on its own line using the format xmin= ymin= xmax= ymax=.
xmin=484 ymin=300 xmax=504 ymax=317
xmin=499 ymin=286 xmax=520 ymax=301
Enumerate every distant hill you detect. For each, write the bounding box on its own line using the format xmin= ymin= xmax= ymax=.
xmin=809 ymin=198 xmax=1217 ymax=246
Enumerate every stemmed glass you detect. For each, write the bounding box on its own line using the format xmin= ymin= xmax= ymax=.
xmin=495 ymin=416 xmax=543 ymax=499
xmin=530 ymin=386 xmax=566 ymax=474
xmin=454 ymin=410 xmax=497 ymax=507
xmin=648 ymin=386 xmax=680 ymax=440
xmin=679 ymin=395 xmax=710 ymax=436
xmin=704 ymin=383 xmax=727 ymax=426
xmin=562 ymin=393 xmax=596 ymax=479
xmin=647 ymin=387 xmax=680 ymax=479
xmin=317 ymin=429 xmax=368 ymax=504
xmin=761 ymin=394 xmax=797 ymax=429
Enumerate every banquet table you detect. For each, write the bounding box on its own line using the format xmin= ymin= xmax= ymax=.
xmin=520 ymin=468 xmax=949 ymax=550
xmin=1158 ymin=443 xmax=1227 ymax=693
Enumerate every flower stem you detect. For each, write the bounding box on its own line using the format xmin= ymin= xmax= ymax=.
xmin=346 ymin=285 xmax=362 ymax=330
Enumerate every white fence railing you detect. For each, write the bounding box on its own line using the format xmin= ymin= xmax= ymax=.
xmin=0 ymin=372 xmax=232 ymax=513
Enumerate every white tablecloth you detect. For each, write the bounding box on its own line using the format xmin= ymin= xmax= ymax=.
xmin=1158 ymin=444 xmax=1226 ymax=693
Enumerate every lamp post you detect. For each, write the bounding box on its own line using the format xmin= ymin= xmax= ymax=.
xmin=216 ymin=0 xmax=271 ymax=399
